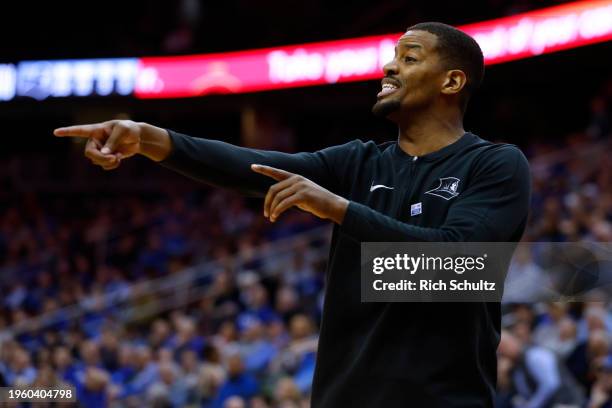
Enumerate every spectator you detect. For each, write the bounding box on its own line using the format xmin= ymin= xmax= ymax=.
xmin=238 ymin=318 xmax=277 ymax=374
xmin=3 ymin=347 xmax=37 ymax=386
xmin=567 ymin=329 xmax=611 ymax=391
xmin=76 ymin=367 xmax=109 ymax=408
xmin=146 ymin=361 xmax=187 ymax=407
xmin=498 ymin=330 xmax=585 ymax=408
xmin=214 ymin=353 xmax=258 ymax=407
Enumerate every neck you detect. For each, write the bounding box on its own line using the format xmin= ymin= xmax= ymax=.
xmin=396 ymin=109 xmax=465 ymax=157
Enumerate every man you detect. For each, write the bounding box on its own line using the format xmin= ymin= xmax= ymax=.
xmin=54 ymin=22 xmax=530 ymax=407
xmin=497 ymin=329 xmax=585 ymax=408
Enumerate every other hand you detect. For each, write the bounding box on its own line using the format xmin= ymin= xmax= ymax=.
xmin=251 ymin=164 xmax=348 ymax=224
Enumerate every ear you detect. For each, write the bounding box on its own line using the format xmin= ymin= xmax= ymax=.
xmin=441 ymin=70 xmax=467 ymax=96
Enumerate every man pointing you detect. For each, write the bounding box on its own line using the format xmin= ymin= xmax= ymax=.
xmin=55 ymin=22 xmax=530 ymax=407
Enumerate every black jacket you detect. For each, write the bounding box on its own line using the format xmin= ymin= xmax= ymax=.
xmin=160 ymin=130 xmax=531 ymax=408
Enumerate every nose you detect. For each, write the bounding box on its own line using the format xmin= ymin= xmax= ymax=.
xmin=383 ymin=58 xmax=399 ymax=77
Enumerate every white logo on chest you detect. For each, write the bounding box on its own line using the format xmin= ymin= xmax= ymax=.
xmin=370 ymin=183 xmax=394 ymax=192
xmin=425 ymin=177 xmax=461 ymax=200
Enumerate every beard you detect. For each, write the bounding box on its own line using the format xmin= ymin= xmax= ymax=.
xmin=372 ymin=97 xmax=401 ymax=118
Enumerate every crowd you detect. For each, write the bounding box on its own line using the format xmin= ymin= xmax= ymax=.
xmin=0 ymin=82 xmax=611 ymax=407
xmin=0 ymin=186 xmax=325 ymax=408
xmin=495 ymin=83 xmax=612 ymax=407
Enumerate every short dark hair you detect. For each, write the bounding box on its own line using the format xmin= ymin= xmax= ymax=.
xmin=407 ymin=22 xmax=484 ymax=110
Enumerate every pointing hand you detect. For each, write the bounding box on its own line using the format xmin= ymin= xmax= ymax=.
xmin=54 ymin=120 xmax=142 ymax=170
xmin=251 ymin=164 xmax=348 ymax=224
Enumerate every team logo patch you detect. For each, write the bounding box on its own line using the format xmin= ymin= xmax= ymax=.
xmin=425 ymin=177 xmax=461 ymax=200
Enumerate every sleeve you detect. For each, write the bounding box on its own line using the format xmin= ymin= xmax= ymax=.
xmin=341 ymin=146 xmax=531 ymax=242
xmin=158 ymin=129 xmax=356 ymax=197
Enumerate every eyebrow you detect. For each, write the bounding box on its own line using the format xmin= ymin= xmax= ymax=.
xmin=394 ymin=42 xmax=423 ymax=54
xmin=400 ymin=43 xmax=423 ymax=50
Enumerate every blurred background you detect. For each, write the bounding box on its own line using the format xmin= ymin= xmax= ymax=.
xmin=0 ymin=1 xmax=611 ymax=407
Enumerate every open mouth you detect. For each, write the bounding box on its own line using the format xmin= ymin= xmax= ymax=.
xmin=377 ymin=80 xmax=400 ymax=99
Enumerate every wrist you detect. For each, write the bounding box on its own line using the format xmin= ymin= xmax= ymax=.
xmin=138 ymin=122 xmax=172 ymax=162
xmin=329 ymin=195 xmax=349 ymax=225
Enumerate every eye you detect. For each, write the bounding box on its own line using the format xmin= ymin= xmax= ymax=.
xmin=404 ymin=56 xmax=417 ymax=63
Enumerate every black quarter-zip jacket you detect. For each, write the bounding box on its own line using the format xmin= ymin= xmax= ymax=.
xmin=160 ymin=130 xmax=531 ymax=408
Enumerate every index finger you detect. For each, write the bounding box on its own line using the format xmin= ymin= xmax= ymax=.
xmin=53 ymin=123 xmax=107 ymax=138
xmin=251 ymin=164 xmax=294 ymax=181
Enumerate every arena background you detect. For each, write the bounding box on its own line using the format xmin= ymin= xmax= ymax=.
xmin=0 ymin=1 xmax=611 ymax=407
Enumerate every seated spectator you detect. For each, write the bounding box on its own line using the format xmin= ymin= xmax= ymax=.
xmin=214 ymin=353 xmax=258 ymax=408
xmin=123 ymin=345 xmax=159 ymax=396
xmin=270 ymin=314 xmax=318 ymax=394
xmin=198 ymin=360 xmax=226 ymax=406
xmin=146 ymin=361 xmax=188 ymax=407
xmin=275 ymin=286 xmax=303 ymax=323
xmin=567 ymin=329 xmax=611 ymax=391
xmin=166 ymin=316 xmax=205 ymax=357
xmin=109 ymin=343 xmax=136 ymax=386
xmin=178 ymin=348 xmax=201 ymax=403
xmin=238 ymin=318 xmax=277 ymax=375
xmin=238 ymin=282 xmax=279 ymax=325
xmin=53 ymin=345 xmax=78 ymax=385
xmin=149 ymin=318 xmax=172 ymax=349
xmin=498 ymin=330 xmax=585 ymax=408
xmin=3 ymin=347 xmax=37 ymax=386
xmin=75 ymin=366 xmax=109 ymax=408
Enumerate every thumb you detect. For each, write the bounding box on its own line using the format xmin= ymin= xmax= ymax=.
xmin=101 ymin=134 xmax=119 ymax=154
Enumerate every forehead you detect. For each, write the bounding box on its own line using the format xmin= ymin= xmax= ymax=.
xmin=397 ymin=30 xmax=439 ymax=51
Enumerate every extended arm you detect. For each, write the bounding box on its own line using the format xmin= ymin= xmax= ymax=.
xmin=54 ymin=120 xmax=353 ymax=198
xmin=158 ymin=128 xmax=346 ymax=197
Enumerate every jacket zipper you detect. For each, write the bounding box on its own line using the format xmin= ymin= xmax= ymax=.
xmin=401 ymin=156 xmax=419 ymax=221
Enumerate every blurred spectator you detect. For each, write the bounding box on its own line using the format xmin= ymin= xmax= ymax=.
xmin=2 ymin=346 xmax=37 ymax=386
xmin=498 ymin=330 xmax=585 ymax=408
xmin=533 ymin=303 xmax=578 ymax=357
xmin=76 ymin=367 xmax=109 ymax=408
xmin=146 ymin=361 xmax=188 ymax=407
xmin=214 ymin=353 xmax=258 ymax=407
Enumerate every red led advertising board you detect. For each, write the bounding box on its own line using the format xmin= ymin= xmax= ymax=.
xmin=134 ymin=0 xmax=612 ymax=99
